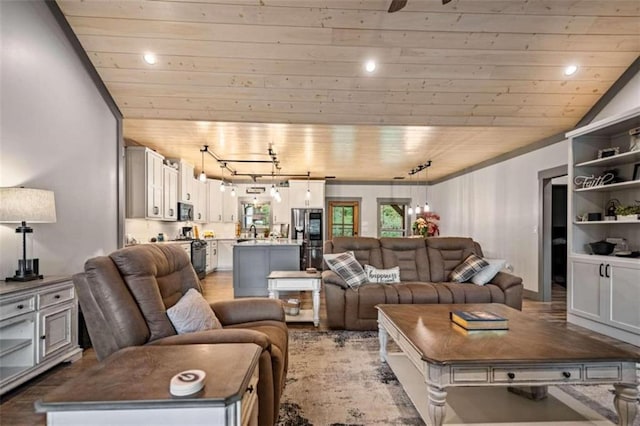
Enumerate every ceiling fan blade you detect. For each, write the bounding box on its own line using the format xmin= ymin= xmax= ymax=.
xmin=388 ymin=0 xmax=408 ymax=13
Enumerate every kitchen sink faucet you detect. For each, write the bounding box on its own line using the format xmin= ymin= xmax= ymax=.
xmin=249 ymin=224 xmax=257 ymax=238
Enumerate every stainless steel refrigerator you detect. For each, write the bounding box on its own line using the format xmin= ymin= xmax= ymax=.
xmin=291 ymin=208 xmax=323 ymax=270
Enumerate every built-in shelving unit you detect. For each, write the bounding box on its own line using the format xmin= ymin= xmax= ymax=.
xmin=566 ymin=107 xmax=640 ymax=347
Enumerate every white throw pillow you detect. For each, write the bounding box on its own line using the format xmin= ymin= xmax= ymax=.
xmin=166 ymin=288 xmax=222 ymax=334
xmin=471 ymin=258 xmax=507 ymax=285
xmin=364 ymin=264 xmax=400 ymax=284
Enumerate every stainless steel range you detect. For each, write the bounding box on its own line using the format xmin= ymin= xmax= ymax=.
xmin=190 ymin=239 xmax=207 ymax=279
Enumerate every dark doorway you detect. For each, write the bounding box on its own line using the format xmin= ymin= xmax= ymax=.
xmin=551 ymin=184 xmax=568 ymax=287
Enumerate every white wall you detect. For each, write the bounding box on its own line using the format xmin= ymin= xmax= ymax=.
xmin=593 ymin=71 xmax=640 ymax=121
xmin=0 ymin=1 xmax=119 ymax=277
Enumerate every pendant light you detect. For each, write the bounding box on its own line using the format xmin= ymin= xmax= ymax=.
xmin=305 ymin=172 xmax=311 ymax=199
xmin=424 ymin=163 xmax=430 ymax=212
xmin=408 ymin=173 xmax=414 ymax=216
xmin=219 ymin=163 xmax=226 ymax=192
xmin=270 ymin=163 xmax=277 ymax=197
xmin=198 ymin=146 xmax=207 ymax=182
xmin=230 ymin=170 xmax=236 ymax=197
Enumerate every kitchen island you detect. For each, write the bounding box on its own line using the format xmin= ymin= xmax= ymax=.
xmin=233 ymin=240 xmax=302 ymax=297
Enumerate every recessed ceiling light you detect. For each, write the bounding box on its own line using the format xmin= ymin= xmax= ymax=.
xmin=564 ymin=64 xmax=578 ymax=76
xmin=365 ymin=60 xmax=376 ymax=73
xmin=143 ymin=53 xmax=157 ymax=65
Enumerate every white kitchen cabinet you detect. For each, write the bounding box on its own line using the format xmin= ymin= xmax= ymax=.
xmin=222 ymin=187 xmax=237 ymax=223
xmin=0 ymin=277 xmax=82 ymax=395
xmin=289 ymin=180 xmax=325 ymax=209
xmin=217 ymin=239 xmax=235 ymax=271
xmin=162 ymin=165 xmax=178 ymax=221
xmin=566 ymin=107 xmax=640 ymax=346
xmin=271 ymin=187 xmax=290 ymax=224
xmin=193 ymin=179 xmax=208 ymax=223
xmin=207 ymin=179 xmax=223 ymax=223
xmin=126 ymin=146 xmax=164 ymax=219
xmin=168 ymin=158 xmax=195 ymax=204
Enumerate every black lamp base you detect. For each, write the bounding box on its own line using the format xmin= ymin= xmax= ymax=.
xmin=6 ymin=273 xmax=43 ymax=282
xmin=6 ymin=257 xmax=42 ymax=282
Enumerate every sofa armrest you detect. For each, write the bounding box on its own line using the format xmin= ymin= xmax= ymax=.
xmin=148 ymin=328 xmax=270 ymax=350
xmin=488 ymin=271 xmax=523 ymax=291
xmin=322 ymin=270 xmax=349 ymax=290
xmin=211 ymin=298 xmax=284 ymax=326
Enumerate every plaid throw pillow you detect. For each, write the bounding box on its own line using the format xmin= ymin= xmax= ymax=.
xmin=449 ymin=254 xmax=489 ymax=282
xmin=324 ymin=252 xmax=368 ymax=290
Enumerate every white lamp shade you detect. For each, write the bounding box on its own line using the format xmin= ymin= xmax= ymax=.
xmin=0 ymin=188 xmax=57 ymax=223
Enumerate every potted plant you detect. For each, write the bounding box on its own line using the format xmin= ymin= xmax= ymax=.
xmin=614 ymin=204 xmax=640 ymax=221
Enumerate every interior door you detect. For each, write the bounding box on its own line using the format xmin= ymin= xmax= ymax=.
xmin=328 ymin=201 xmax=359 ymax=239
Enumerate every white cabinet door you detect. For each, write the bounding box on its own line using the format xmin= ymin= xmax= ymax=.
xmin=146 ymin=150 xmax=164 ymax=219
xmin=272 ymin=187 xmax=290 ymax=224
xmin=171 ymin=159 xmax=195 ymax=203
xmin=289 ymin=180 xmax=325 ymax=209
xmin=217 ymin=240 xmax=234 ymax=270
xmin=193 ymin=179 xmax=208 ymax=223
xmin=38 ymin=304 xmax=75 ymax=363
xmin=222 ymin=188 xmax=237 ymax=223
xmin=609 ymin=262 xmax=640 ymax=333
xmin=162 ymin=166 xmax=178 ymax=221
xmin=568 ymin=258 xmax=602 ymax=321
xmin=208 ymin=179 xmax=223 ymax=223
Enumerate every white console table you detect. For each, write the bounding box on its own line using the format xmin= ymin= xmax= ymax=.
xmin=0 ymin=276 xmax=82 ymax=395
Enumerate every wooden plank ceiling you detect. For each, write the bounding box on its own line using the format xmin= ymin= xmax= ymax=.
xmin=56 ymin=0 xmax=640 ymax=182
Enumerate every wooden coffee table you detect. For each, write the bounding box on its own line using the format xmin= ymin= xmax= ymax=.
xmin=377 ymin=303 xmax=639 ymax=426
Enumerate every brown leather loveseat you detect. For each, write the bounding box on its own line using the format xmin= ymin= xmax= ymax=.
xmin=323 ymin=236 xmax=523 ymax=330
xmin=73 ymin=243 xmax=287 ymax=426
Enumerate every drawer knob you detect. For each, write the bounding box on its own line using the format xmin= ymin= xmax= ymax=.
xmin=562 ymin=371 xmax=571 ymax=378
xmin=17 ymin=304 xmax=24 ymax=309
xmin=247 ymin=385 xmax=254 ymax=394
xmin=41 ymin=335 xmax=46 ymax=340
xmin=54 ymin=294 xmax=61 ymax=299
xmin=507 ymin=372 xmax=515 ymax=379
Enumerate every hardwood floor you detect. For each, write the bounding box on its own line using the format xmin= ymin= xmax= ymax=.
xmin=1 ymin=272 xmax=638 ymax=425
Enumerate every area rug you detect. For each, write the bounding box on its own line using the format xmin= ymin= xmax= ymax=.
xmin=276 ymin=330 xmax=638 ymax=426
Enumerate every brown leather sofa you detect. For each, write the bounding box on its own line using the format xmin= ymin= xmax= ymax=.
xmin=73 ymin=243 xmax=287 ymax=426
xmin=323 ymin=236 xmax=523 ymax=330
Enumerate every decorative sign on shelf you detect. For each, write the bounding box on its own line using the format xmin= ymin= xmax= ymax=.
xmin=597 ymin=147 xmax=620 ymax=159
xmin=574 ymin=173 xmax=615 ymax=189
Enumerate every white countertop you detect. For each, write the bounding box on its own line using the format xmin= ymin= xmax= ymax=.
xmin=234 ymin=239 xmax=302 ymax=246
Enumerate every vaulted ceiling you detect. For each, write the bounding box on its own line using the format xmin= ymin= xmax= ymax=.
xmin=55 ymin=0 xmax=640 ymax=182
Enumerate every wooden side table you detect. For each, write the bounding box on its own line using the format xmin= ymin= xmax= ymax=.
xmin=35 ymin=344 xmax=261 ymax=426
xmin=267 ymin=270 xmax=321 ymax=326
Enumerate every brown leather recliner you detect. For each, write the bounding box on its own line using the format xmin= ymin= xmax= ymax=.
xmin=73 ymin=243 xmax=288 ymax=426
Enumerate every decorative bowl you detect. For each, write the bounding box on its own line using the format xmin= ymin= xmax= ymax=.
xmin=589 ymin=241 xmax=616 ymax=255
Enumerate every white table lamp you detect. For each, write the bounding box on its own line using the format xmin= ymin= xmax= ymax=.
xmin=0 ymin=187 xmax=57 ymax=281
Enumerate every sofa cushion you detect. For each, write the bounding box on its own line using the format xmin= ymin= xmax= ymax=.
xmin=324 ymin=251 xmax=368 ymax=289
xmin=449 ymin=254 xmax=489 ymax=282
xmin=166 ymin=288 xmax=222 ymax=334
xmin=471 ymin=258 xmax=506 ymax=285
xmin=426 ymin=237 xmax=480 ymax=282
xmin=330 ymin=237 xmax=384 ymax=269
xmin=364 ymin=265 xmax=400 ymax=283
xmin=380 ymin=237 xmax=431 ymax=281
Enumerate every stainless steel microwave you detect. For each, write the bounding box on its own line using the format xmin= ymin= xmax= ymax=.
xmin=177 ymin=202 xmax=193 ymax=221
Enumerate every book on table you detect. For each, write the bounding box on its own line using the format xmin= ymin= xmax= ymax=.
xmin=450 ymin=310 xmax=508 ymax=330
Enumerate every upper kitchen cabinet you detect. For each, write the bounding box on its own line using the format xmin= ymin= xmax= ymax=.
xmin=126 ymin=146 xmax=164 ymax=220
xmin=272 ymin=187 xmax=290 ymax=224
xmin=162 ymin=165 xmax=178 ymax=221
xmin=289 ymin=180 xmax=325 ymax=209
xmin=222 ymin=185 xmax=237 ymax=222
xmin=193 ymin=179 xmax=208 ymax=223
xmin=207 ymin=179 xmax=223 ymax=223
xmin=168 ymin=158 xmax=195 ymax=204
